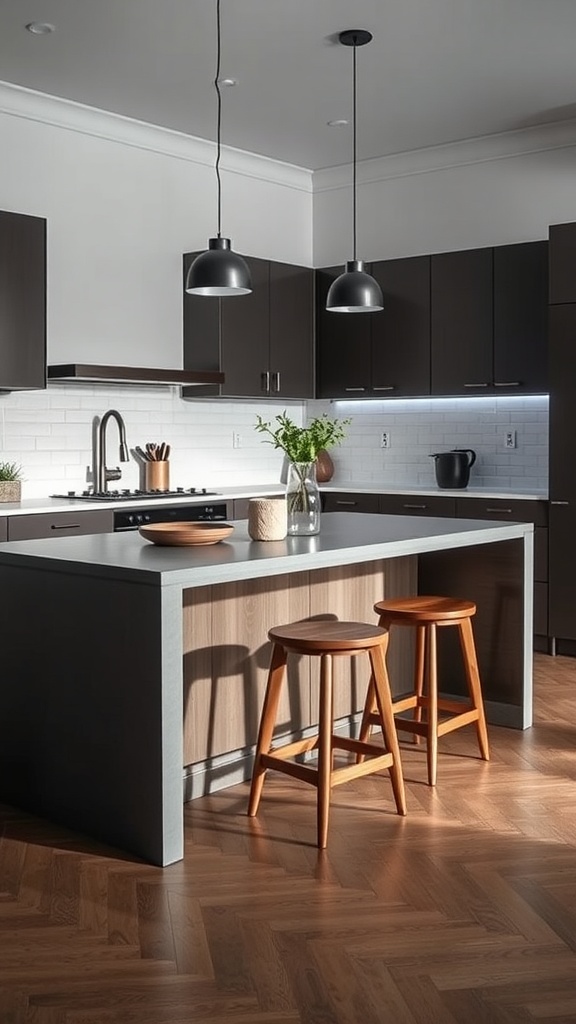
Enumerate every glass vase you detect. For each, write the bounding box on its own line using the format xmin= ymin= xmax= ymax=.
xmin=286 ymin=461 xmax=321 ymax=536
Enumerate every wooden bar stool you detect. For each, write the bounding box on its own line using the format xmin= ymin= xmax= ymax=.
xmin=247 ymin=620 xmax=407 ymax=848
xmin=359 ymin=596 xmax=490 ymax=786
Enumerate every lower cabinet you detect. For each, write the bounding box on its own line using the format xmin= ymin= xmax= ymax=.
xmin=322 ymin=492 xmax=380 ymax=514
xmin=8 ymin=509 xmax=114 ymax=540
xmin=379 ymin=494 xmax=456 ymax=517
xmin=0 ymin=517 xmax=7 ymax=542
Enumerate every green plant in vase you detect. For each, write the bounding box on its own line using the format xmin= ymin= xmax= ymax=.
xmin=255 ymin=412 xmax=350 ymax=535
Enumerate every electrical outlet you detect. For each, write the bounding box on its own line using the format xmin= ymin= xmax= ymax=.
xmin=233 ymin=432 xmax=241 ymax=449
xmin=505 ymin=430 xmax=517 ymax=449
xmin=380 ymin=432 xmax=390 ymax=449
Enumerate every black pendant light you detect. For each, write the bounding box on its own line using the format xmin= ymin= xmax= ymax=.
xmin=185 ymin=0 xmax=251 ymax=297
xmin=326 ymin=30 xmax=383 ymax=314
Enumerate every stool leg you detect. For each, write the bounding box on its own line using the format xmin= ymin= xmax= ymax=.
xmin=413 ymin=624 xmax=426 ymax=744
xmin=357 ymin=676 xmax=376 ymax=752
xmin=369 ymin=643 xmax=407 ymax=816
xmin=426 ymin=624 xmax=438 ymax=787
xmin=458 ymin=617 xmax=490 ymax=762
xmin=247 ymin=643 xmax=288 ymax=817
xmin=317 ymin=653 xmax=334 ymax=849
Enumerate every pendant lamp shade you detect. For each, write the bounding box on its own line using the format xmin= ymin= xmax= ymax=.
xmin=185 ymin=0 xmax=251 ymax=298
xmin=326 ymin=30 xmax=383 ymax=314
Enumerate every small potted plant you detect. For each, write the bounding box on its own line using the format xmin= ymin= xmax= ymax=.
xmin=0 ymin=461 xmax=23 ymax=503
xmin=255 ymin=412 xmax=350 ymax=535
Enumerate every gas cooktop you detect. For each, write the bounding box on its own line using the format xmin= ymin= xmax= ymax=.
xmin=51 ymin=488 xmax=220 ymax=502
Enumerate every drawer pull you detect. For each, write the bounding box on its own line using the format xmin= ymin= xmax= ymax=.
xmin=403 ymin=503 xmax=427 ymax=509
xmin=51 ymin=523 xmax=81 ymax=530
xmin=550 ymin=500 xmax=570 ymax=506
xmin=464 ymin=382 xmax=489 ymax=388
xmin=494 ymin=381 xmax=521 ymax=387
xmin=336 ymin=500 xmax=357 ymax=506
xmin=261 ymin=371 xmax=270 ymax=393
xmin=372 ymin=385 xmax=395 ymax=391
xmin=344 ymin=387 xmax=366 ymax=392
xmin=485 ymin=507 xmax=512 ymax=514
xmin=271 ymin=371 xmax=281 ymax=393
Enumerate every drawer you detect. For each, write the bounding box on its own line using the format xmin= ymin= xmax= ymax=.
xmin=8 ymin=509 xmax=114 ymax=541
xmin=379 ymin=494 xmax=456 ymax=517
xmin=455 ymin=497 xmax=548 ymax=526
xmin=322 ymin=492 xmax=380 ymax=514
xmin=0 ymin=517 xmax=7 ymax=542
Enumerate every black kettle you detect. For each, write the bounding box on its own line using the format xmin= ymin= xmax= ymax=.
xmin=430 ymin=448 xmax=476 ymax=489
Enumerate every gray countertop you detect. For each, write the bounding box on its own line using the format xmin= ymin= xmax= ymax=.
xmin=0 ymin=512 xmax=533 ymax=589
xmin=0 ymin=482 xmax=548 ymax=517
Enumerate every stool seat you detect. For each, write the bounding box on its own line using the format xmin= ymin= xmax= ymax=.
xmin=248 ymin=619 xmax=407 ymax=848
xmin=374 ymin=596 xmax=476 ymax=623
xmin=359 ymin=596 xmax=489 ymax=787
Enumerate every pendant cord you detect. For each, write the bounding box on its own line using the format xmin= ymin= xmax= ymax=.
xmin=352 ymin=35 xmax=357 ymax=262
xmin=215 ymin=0 xmax=222 ymax=238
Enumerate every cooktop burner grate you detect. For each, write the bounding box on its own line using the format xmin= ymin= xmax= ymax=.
xmin=51 ymin=488 xmax=220 ymax=502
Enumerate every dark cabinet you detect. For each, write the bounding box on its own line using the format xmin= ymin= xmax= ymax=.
xmin=548 ymin=300 xmax=576 ymax=644
xmin=380 ymin=494 xmax=456 ymax=517
xmin=549 ymin=223 xmax=576 ymax=304
xmin=431 ymin=243 xmax=548 ymax=396
xmin=182 ymin=253 xmax=313 ymax=400
xmin=0 ymin=517 xmax=6 ymax=542
xmin=322 ymin=492 xmax=380 ymax=514
xmin=370 ymin=257 xmax=431 ymax=397
xmin=493 ymin=241 xmax=548 ymax=393
xmin=315 ymin=266 xmax=372 ymax=399
xmin=431 ymin=247 xmax=493 ymax=395
xmin=455 ymin=496 xmax=549 ymax=639
xmin=0 ymin=209 xmax=46 ymax=391
xmin=7 ymin=509 xmax=113 ymax=540
xmin=316 ymin=257 xmax=430 ymax=399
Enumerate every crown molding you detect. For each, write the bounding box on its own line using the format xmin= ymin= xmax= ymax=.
xmin=0 ymin=80 xmax=313 ymax=194
xmin=314 ymin=117 xmax=576 ymax=193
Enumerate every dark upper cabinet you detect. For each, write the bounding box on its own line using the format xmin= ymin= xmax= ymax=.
xmin=182 ymin=253 xmax=313 ymax=400
xmin=315 ymin=266 xmax=372 ymax=398
xmin=431 ymin=247 xmax=493 ymax=395
xmin=269 ymin=261 xmax=314 ymax=399
xmin=370 ymin=256 xmax=431 ymax=397
xmin=431 ymin=242 xmax=547 ymax=396
xmin=493 ymin=241 xmax=548 ymax=393
xmin=549 ymin=222 xmax=576 ymax=305
xmin=315 ymin=257 xmax=429 ymax=399
xmin=0 ymin=209 xmax=46 ymax=391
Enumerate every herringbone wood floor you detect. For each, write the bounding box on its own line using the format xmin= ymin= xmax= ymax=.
xmin=2 ymin=653 xmax=576 ymax=1023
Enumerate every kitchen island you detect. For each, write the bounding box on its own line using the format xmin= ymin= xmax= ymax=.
xmin=0 ymin=512 xmax=533 ymax=865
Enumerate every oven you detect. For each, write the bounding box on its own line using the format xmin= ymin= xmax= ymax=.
xmin=113 ymin=501 xmax=229 ymax=532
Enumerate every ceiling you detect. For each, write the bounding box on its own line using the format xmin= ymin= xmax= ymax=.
xmin=1 ymin=0 xmax=576 ymax=171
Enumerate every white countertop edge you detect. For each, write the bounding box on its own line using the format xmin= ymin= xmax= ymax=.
xmin=0 ymin=514 xmax=532 ymax=589
xmin=0 ymin=482 xmax=547 ymax=516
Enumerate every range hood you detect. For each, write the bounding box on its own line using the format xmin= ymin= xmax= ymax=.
xmin=47 ymin=364 xmax=224 ymax=386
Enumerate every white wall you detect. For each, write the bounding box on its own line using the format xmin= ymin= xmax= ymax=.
xmin=0 ymin=83 xmax=313 ymax=369
xmin=313 ymin=120 xmax=576 ymax=265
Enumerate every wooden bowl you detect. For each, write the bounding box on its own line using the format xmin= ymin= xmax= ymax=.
xmin=139 ymin=522 xmax=234 ymax=547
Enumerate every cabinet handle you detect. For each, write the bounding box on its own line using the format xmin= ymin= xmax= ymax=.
xmin=550 ymin=500 xmax=570 ymax=506
xmin=373 ymin=385 xmax=395 ymax=392
xmin=493 ymin=381 xmax=521 ymax=387
xmin=51 ymin=523 xmax=81 ymax=530
xmin=485 ymin=507 xmax=512 ymax=514
xmin=271 ymin=371 xmax=281 ymax=393
xmin=402 ymin=503 xmax=427 ymax=509
xmin=261 ymin=371 xmax=270 ymax=393
xmin=344 ymin=387 xmax=366 ymax=392
xmin=336 ymin=500 xmax=358 ymax=506
xmin=464 ymin=382 xmax=489 ymax=388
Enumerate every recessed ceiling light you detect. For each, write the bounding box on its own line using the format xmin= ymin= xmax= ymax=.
xmin=218 ymin=78 xmax=237 ymax=87
xmin=26 ymin=21 xmax=55 ymax=35
xmin=327 ymin=119 xmax=349 ymax=127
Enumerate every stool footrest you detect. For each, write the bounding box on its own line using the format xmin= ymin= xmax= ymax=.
xmin=437 ymin=708 xmax=480 ymax=736
xmin=260 ymin=753 xmax=318 ymax=787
